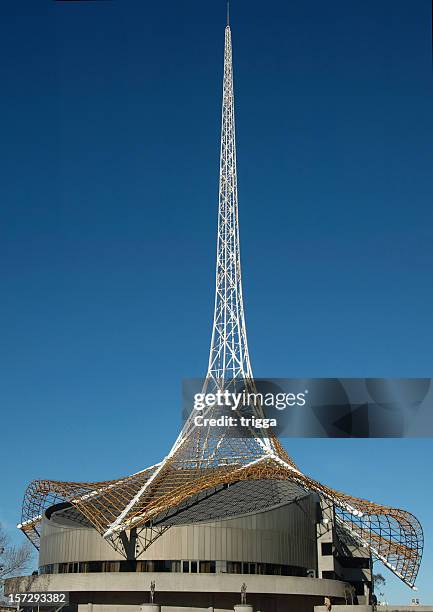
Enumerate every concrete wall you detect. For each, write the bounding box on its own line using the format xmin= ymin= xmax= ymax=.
xmin=39 ymin=497 xmax=317 ymax=569
xmin=5 ymin=572 xmax=348 ymax=612
xmin=5 ymin=572 xmax=347 ymax=597
xmin=316 ymin=499 xmax=372 ymax=605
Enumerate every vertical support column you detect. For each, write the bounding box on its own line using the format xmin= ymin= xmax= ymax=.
xmin=317 ymin=498 xmax=336 ymax=579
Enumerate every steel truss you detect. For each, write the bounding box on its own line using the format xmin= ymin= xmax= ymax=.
xmin=18 ymin=22 xmax=423 ymax=590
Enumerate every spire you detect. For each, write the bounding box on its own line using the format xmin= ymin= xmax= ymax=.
xmin=206 ymin=15 xmax=252 ymax=389
xmin=227 ymin=1 xmax=230 ymax=26
xmin=169 ymin=19 xmax=276 ymax=460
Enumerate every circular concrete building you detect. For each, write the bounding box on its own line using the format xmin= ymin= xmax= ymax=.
xmin=6 ymin=485 xmax=372 ymax=612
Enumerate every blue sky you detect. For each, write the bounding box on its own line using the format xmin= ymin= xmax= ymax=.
xmin=0 ymin=0 xmax=432 ymax=604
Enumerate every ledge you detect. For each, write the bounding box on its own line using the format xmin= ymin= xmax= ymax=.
xmin=5 ymin=573 xmax=346 ymax=598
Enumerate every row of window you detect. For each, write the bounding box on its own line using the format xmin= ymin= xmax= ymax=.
xmin=40 ymin=559 xmax=308 ymax=577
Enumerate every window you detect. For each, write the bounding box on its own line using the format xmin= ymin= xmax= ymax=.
xmin=337 ymin=556 xmax=370 ymax=569
xmin=120 ymin=560 xmax=135 ymax=572
xmin=88 ymin=561 xmax=102 ymax=572
xmin=39 ymin=559 xmax=308 ymax=577
xmin=199 ymin=561 xmax=215 ymax=573
xmin=322 ymin=570 xmax=336 ymax=579
xmin=149 ymin=560 xmax=171 ymax=572
xmin=103 ymin=561 xmax=119 ymax=572
xmin=321 ymin=542 xmax=333 ymax=556
xmin=137 ymin=560 xmax=155 ymax=572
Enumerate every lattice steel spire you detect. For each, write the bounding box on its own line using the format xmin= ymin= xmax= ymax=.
xmin=154 ymin=21 xmax=279 ymax=464
xmin=173 ymin=21 xmax=279 ymax=459
xmin=207 ymin=23 xmax=252 ymax=387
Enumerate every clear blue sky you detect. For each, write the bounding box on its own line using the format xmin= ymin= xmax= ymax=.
xmin=1 ymin=0 xmax=432 ymax=604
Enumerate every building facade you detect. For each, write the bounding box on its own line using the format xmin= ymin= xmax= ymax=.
xmin=6 ymin=491 xmax=373 ymax=612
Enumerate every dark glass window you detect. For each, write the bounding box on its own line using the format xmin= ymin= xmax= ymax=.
xmin=321 ymin=542 xmax=333 ymax=556
xmin=322 ymin=570 xmax=335 ymax=579
xmin=149 ymin=560 xmax=171 ymax=572
xmin=120 ymin=560 xmax=136 ymax=572
xmin=103 ymin=561 xmax=119 ymax=572
xmin=337 ymin=556 xmax=370 ymax=569
xmin=39 ymin=559 xmax=308 ymax=577
xmin=199 ymin=561 xmax=216 ymax=573
xmin=88 ymin=561 xmax=102 ymax=572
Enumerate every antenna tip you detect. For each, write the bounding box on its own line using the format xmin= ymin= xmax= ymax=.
xmin=227 ymin=1 xmax=230 ymax=26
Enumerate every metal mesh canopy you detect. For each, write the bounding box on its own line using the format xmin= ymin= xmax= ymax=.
xmin=19 ymin=453 xmax=423 ymax=588
xmin=18 ymin=22 xmax=423 ymax=590
xmin=153 ymin=479 xmax=310 ymax=526
xmin=44 ymin=480 xmax=310 ymax=529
